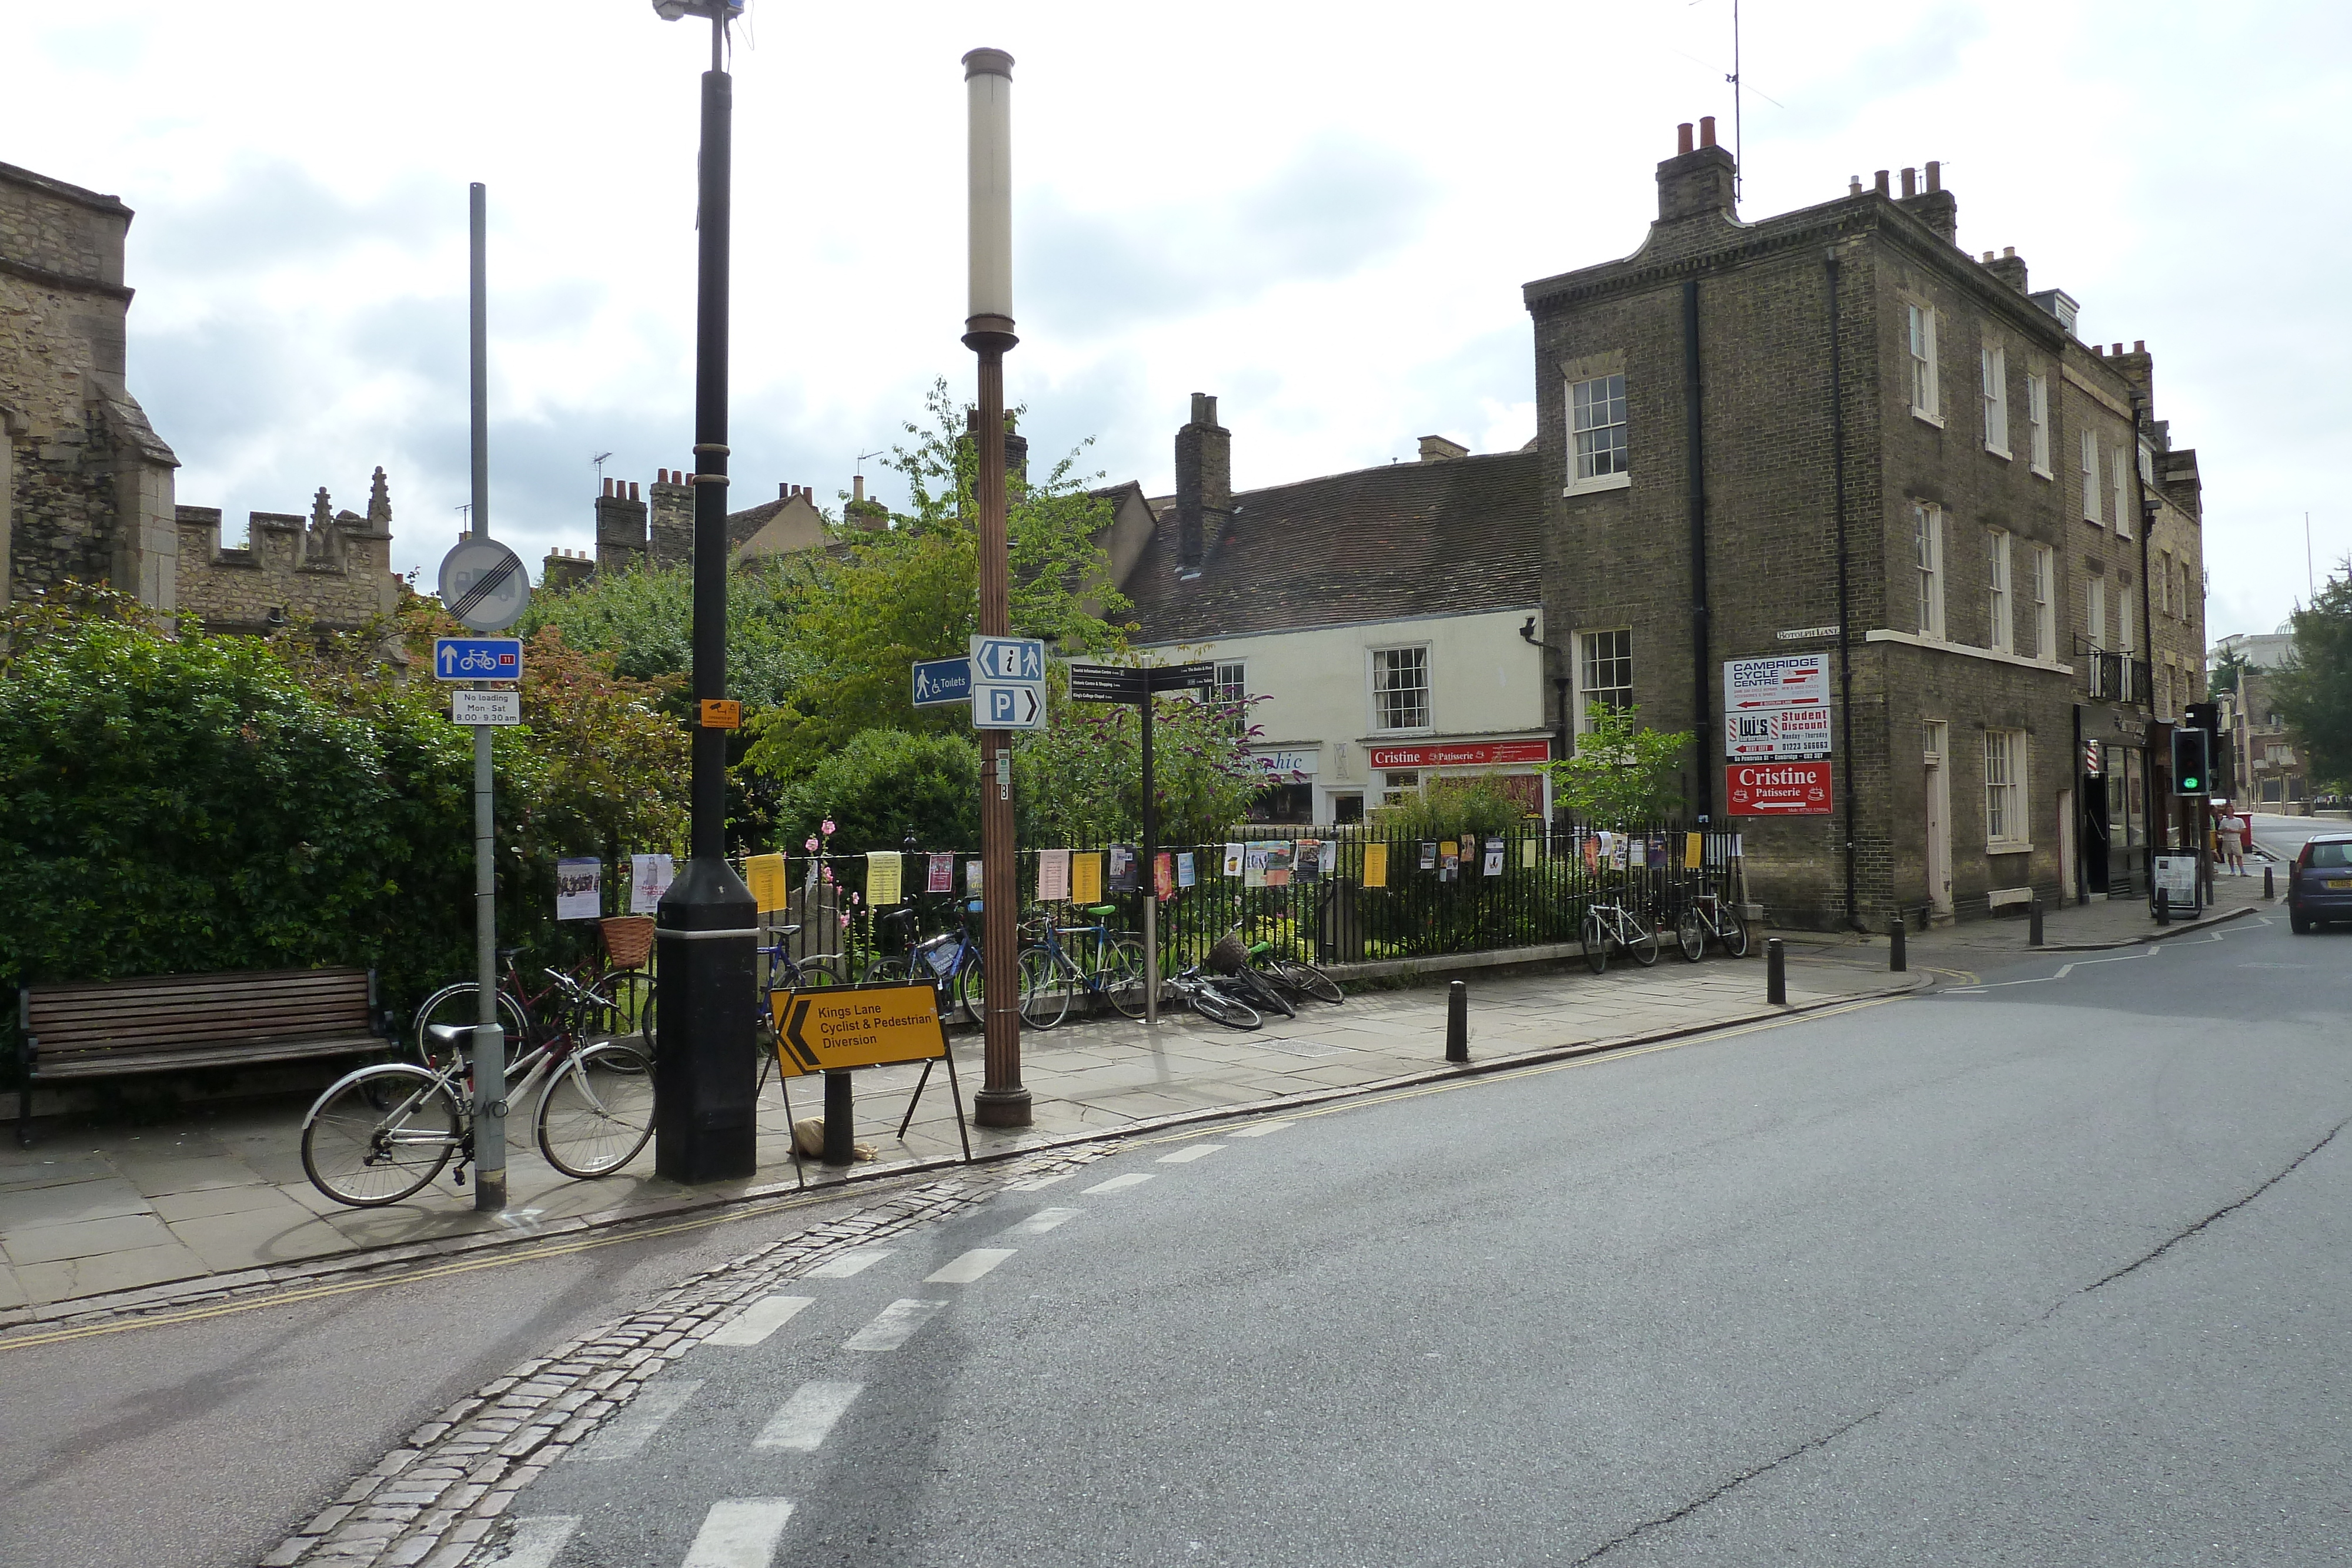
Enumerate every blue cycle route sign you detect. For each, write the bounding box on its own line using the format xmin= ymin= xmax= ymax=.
xmin=911 ymin=657 xmax=974 ymax=708
xmin=435 ymin=637 xmax=523 ymax=681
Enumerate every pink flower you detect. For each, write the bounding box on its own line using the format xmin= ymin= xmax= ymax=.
xmin=804 ymin=836 xmax=819 ymax=851
xmin=820 ymin=865 xmax=834 ymax=883
xmin=821 ymin=818 xmax=836 ymax=835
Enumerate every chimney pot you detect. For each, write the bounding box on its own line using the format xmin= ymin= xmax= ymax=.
xmin=1901 ymin=167 xmax=1918 ymax=198
xmin=1848 ymin=175 xmax=1862 ymax=194
xmin=2003 ymin=246 xmax=2016 ymax=258
xmin=1699 ymin=115 xmax=1716 ymax=148
xmin=2093 ymin=345 xmax=2104 ymax=356
xmin=1874 ymin=169 xmax=1890 ymax=196
xmin=853 ymin=474 xmax=865 ymax=504
xmin=1676 ymin=122 xmax=1694 ymax=156
xmin=2133 ymin=339 xmax=2146 ymax=353
xmin=630 ymin=482 xmax=639 ymax=501
xmin=602 ymin=477 xmax=612 ymax=497
xmin=2113 ymin=343 xmax=2124 ymax=355
xmin=1925 ymin=160 xmax=1941 ymax=193
xmin=1982 ymin=251 xmax=1994 ymax=263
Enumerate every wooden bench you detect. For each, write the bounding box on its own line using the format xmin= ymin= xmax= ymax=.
xmin=16 ymin=967 xmax=390 ymax=1144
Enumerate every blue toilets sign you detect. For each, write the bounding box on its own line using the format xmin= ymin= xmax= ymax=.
xmin=911 ymin=657 xmax=973 ymax=708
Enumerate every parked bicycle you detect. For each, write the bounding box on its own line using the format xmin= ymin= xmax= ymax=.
xmin=1164 ymin=954 xmax=1262 ymax=1030
xmin=1017 ymin=904 xmax=1147 ymax=1028
xmin=408 ymin=948 xmax=651 ymax=1069
xmin=300 ymin=967 xmax=654 ymax=1206
xmin=1206 ymin=927 xmax=1296 ymax=1020
xmin=859 ymin=900 xmax=987 ymax=1023
xmin=1581 ymin=896 xmax=1659 ymax=973
xmin=1233 ymin=918 xmax=1345 ymax=1006
xmin=1672 ymin=875 xmax=1750 ymax=961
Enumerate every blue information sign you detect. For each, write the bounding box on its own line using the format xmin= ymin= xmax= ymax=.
xmin=434 ymin=637 xmax=523 ymax=682
xmin=911 ymin=656 xmax=973 ymax=708
xmin=970 ymin=636 xmax=1046 ymax=683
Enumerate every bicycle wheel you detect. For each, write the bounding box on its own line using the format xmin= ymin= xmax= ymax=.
xmin=1719 ymin=907 xmax=1752 ymax=958
xmin=301 ymin=1065 xmax=462 ymax=1207
xmin=536 ymin=1042 xmax=657 ymax=1178
xmin=1100 ymin=938 xmax=1148 ymax=1019
xmin=1235 ymin=965 xmax=1295 ymax=1019
xmin=410 ymin=982 xmax=527 ymax=1069
xmin=1018 ymin=947 xmax=1074 ymax=1029
xmin=1629 ymin=912 xmax=1660 ymax=967
xmin=795 ymin=957 xmax=849 ymax=988
xmin=1269 ymin=958 xmax=1344 ymax=1005
xmin=954 ymin=952 xmax=988 ymax=1026
xmin=860 ymin=956 xmax=911 ymax=985
xmin=587 ymin=971 xmax=654 ymax=1051
xmin=1185 ymin=981 xmax=1261 ymax=1031
xmin=1582 ymin=909 xmax=1609 ymax=975
xmin=1675 ymin=907 xmax=1706 ymax=963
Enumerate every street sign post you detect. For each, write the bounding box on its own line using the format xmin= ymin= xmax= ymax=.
xmin=452 ymin=691 xmax=522 ymax=726
xmin=911 ymin=657 xmax=973 ymax=708
xmin=436 ymin=538 xmax=530 ymax=633
xmin=969 ymin=635 xmax=1046 ymax=683
xmin=433 ymin=637 xmax=522 ymax=681
xmin=972 ymin=682 xmax=1044 ymax=729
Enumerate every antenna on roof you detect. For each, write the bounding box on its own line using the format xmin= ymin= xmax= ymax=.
xmin=1728 ymin=0 xmax=1743 ymax=199
xmin=592 ymin=450 xmax=614 ymax=484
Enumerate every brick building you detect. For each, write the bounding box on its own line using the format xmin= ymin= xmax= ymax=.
xmin=1523 ymin=119 xmax=2205 ymax=928
xmin=2 ymin=159 xmax=400 ymax=631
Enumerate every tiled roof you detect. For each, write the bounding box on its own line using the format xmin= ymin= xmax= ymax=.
xmin=1123 ymin=448 xmax=1544 ymax=644
xmin=723 ymin=498 xmax=786 ymax=551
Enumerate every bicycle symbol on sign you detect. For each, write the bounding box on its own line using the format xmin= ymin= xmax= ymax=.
xmin=459 ymin=648 xmax=499 ymax=673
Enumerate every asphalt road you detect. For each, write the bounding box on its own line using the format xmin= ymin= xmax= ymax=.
xmin=465 ymin=908 xmax=2352 ymax=1567
xmin=2252 ymin=811 xmax=2344 ymax=862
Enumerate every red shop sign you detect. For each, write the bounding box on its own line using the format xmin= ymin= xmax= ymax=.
xmin=1368 ymin=740 xmax=1552 ymax=770
xmin=1724 ymin=761 xmax=1834 ymax=815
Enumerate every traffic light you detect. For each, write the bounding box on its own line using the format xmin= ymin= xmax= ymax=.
xmin=2171 ymin=726 xmax=2210 ymax=795
xmin=2181 ymin=702 xmax=2230 ymax=793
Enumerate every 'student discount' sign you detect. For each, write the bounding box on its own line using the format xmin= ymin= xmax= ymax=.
xmin=1725 ymin=761 xmax=1834 ymax=815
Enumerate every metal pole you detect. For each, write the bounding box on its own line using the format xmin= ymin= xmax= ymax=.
xmin=1141 ymin=689 xmax=1158 ymax=1025
xmin=964 ymin=48 xmax=1028 ymax=1126
xmin=1445 ymin=980 xmax=1468 ymax=1063
xmin=467 ymin=182 xmax=506 ymax=1213
xmin=654 ymin=15 xmax=759 ymax=1182
xmin=1766 ymin=937 xmax=1786 ymax=1005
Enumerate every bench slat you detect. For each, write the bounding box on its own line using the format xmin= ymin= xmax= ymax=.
xmin=20 ymin=968 xmax=386 ymax=1088
xmin=30 ymin=1036 xmax=388 ymax=1079
xmin=35 ymin=1004 xmax=374 ymax=1044
xmin=31 ymin=977 xmax=370 ymax=1014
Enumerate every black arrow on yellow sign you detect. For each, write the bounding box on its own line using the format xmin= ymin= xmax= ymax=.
xmin=781 ymin=997 xmax=821 ymax=1072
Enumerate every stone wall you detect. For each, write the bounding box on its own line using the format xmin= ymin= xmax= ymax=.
xmin=173 ymin=468 xmax=401 ymax=633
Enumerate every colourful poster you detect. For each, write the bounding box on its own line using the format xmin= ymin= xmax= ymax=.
xmin=965 ymin=858 xmax=984 ymax=895
xmin=1362 ymin=842 xmax=1389 ymax=889
xmin=628 ymin=852 xmax=674 ymax=914
xmin=1582 ymin=836 xmax=1599 ymax=872
xmin=1176 ymin=851 xmax=1198 ymax=889
xmin=743 ymin=852 xmax=787 ymax=914
xmin=1037 ymin=847 xmax=1071 ymax=902
xmin=1242 ymin=843 xmax=1268 ymax=889
xmin=1222 ymin=842 xmax=1244 ymax=877
xmin=1685 ymin=832 xmax=1705 ymax=871
xmin=1419 ymin=842 xmax=1438 ymax=871
xmin=1071 ymin=852 xmax=1103 ymax=905
xmin=1108 ymin=845 xmax=1137 ymax=892
xmin=1294 ymin=839 xmax=1321 ymax=881
xmin=866 ymin=851 xmax=902 ymax=907
xmin=1154 ymin=852 xmax=1174 ymax=901
xmin=927 ymin=852 xmax=954 ymax=894
xmin=557 ymin=857 xmax=602 ymax=920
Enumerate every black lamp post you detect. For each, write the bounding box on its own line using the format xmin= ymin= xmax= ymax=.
xmin=651 ymin=0 xmax=758 ymax=1182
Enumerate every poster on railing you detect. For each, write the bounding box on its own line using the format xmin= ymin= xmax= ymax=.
xmin=744 ymin=852 xmax=789 ymax=914
xmin=1363 ymin=842 xmax=1388 ymax=888
xmin=1242 ymin=844 xmax=1268 ymax=888
xmin=1036 ymin=848 xmax=1070 ymax=902
xmin=557 ymin=857 xmax=601 ymax=920
xmin=1108 ymin=845 xmax=1137 ymax=892
xmin=1419 ymin=842 xmax=1437 ymax=871
xmin=867 ymin=851 xmax=902 ymax=906
xmin=1071 ymin=852 xmax=1102 ymax=904
xmin=1222 ymin=842 xmax=1243 ymax=877
xmin=1685 ymin=832 xmax=1704 ymax=870
xmin=1176 ymin=851 xmax=1197 ymax=889
xmin=1484 ymin=838 xmax=1504 ymax=877
xmin=965 ymin=859 xmax=984 ymax=896
xmin=1294 ymin=840 xmax=1321 ymax=881
xmin=1319 ymin=840 xmax=1338 ymax=876
xmin=629 ymin=852 xmax=674 ymax=914
xmin=1582 ymin=837 xmax=1599 ymax=873
xmin=1521 ymin=837 xmax=1537 ymax=870
xmin=1154 ymin=852 xmax=1173 ymax=901
xmin=927 ymin=853 xmax=954 ymax=894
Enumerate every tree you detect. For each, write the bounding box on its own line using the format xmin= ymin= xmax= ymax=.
xmin=771 ymin=728 xmax=981 ymax=854
xmin=517 ymin=556 xmax=814 ymax=713
xmin=1541 ymin=704 xmax=1690 ymax=824
xmin=1011 ymin=684 xmax=1265 ymax=847
xmin=2275 ymin=560 xmax=2352 ymax=787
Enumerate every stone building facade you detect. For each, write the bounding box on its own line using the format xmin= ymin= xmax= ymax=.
xmin=3 ymin=159 xmax=400 ymax=631
xmin=1524 ymin=119 xmax=2206 ymax=928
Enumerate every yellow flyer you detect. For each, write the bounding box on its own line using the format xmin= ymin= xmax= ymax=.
xmin=744 ymin=852 xmax=789 ymax=913
xmin=1685 ymin=832 xmax=1704 ymax=870
xmin=1362 ymin=842 xmax=1388 ymax=890
xmin=866 ymin=851 xmax=902 ymax=906
xmin=1071 ymin=851 xmax=1103 ymax=904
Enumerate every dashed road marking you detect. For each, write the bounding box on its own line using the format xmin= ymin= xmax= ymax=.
xmin=753 ymin=1381 xmax=863 ymax=1452
xmin=566 ymin=1380 xmax=703 ymax=1462
xmin=481 ymin=1514 xmax=580 ymax=1567
xmin=1226 ymin=1121 xmax=1294 ymax=1138
xmin=1083 ymin=1172 xmax=1154 ymax=1194
xmin=1158 ymin=1144 xmax=1225 ymax=1164
xmin=925 ymin=1248 xmax=1015 ymax=1283
xmin=841 ymin=1299 xmax=945 ymax=1352
xmin=681 ymin=1497 xmax=795 ymax=1568
xmin=704 ymin=1295 xmax=815 ymax=1348
xmin=804 ymin=1246 xmax=894 ymax=1278
xmin=1005 ymin=1171 xmax=1075 ymax=1190
xmin=997 ymin=1206 xmax=1082 ymax=1238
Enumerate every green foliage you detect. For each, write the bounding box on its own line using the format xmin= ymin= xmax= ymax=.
xmin=1371 ymin=776 xmax=1534 ymax=840
xmin=517 ymin=557 xmax=811 ymax=712
xmin=2276 ymin=561 xmax=2352 ymax=787
xmin=771 ymin=728 xmax=980 ymax=854
xmin=2210 ymin=643 xmax=2252 ymax=698
xmin=1542 ymin=703 xmax=1691 ymax=824
xmin=1013 ymin=685 xmax=1264 ymax=846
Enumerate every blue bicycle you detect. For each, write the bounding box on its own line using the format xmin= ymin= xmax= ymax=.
xmin=862 ymin=900 xmax=987 ymax=1024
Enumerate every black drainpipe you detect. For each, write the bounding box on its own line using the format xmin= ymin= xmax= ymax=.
xmin=1826 ymin=248 xmax=1859 ymax=931
xmin=1684 ymin=278 xmax=1713 ymax=820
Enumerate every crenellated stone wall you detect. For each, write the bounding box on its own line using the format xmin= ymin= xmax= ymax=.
xmin=175 ymin=467 xmax=402 ymax=633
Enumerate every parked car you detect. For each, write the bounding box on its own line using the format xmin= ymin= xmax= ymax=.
xmin=2286 ymin=832 xmax=2352 ymax=932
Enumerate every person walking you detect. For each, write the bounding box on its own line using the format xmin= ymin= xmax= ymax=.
xmin=2231 ymin=807 xmax=2253 ymax=875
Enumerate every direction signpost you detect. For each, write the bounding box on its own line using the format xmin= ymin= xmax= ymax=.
xmin=911 ymin=657 xmax=973 ymax=708
xmin=1066 ymin=661 xmax=1215 ymax=1021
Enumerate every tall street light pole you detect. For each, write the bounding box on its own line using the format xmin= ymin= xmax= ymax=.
xmin=963 ymin=47 xmax=1030 ymax=1128
xmin=652 ymin=0 xmax=758 ymax=1181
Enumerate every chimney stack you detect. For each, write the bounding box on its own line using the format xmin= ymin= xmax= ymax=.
xmin=647 ymin=466 xmax=693 ymax=570
xmin=1174 ymin=392 xmax=1231 ymax=576
xmin=1657 ymin=119 xmax=1738 ymax=223
xmin=594 ymin=470 xmax=650 ymax=576
xmin=1418 ymin=434 xmax=1469 ymax=462
xmin=1985 ymin=246 xmax=2029 ymax=294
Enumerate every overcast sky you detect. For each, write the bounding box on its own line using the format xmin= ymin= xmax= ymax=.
xmin=9 ymin=1 xmax=2347 ymax=642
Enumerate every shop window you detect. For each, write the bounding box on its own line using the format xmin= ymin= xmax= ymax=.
xmin=1331 ymin=793 xmax=1365 ymax=825
xmin=1380 ymin=770 xmax=1420 ymax=807
xmin=1248 ymin=783 xmax=1314 ymax=825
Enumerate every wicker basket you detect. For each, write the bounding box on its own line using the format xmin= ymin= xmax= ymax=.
xmin=1207 ymin=932 xmax=1249 ymax=975
xmin=600 ymin=915 xmax=656 ymax=970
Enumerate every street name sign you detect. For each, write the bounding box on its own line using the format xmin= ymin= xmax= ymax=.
xmin=452 ymin=690 xmax=522 ymax=726
xmin=973 ymin=682 xmax=1044 ymax=729
xmin=433 ymin=637 xmax=522 ymax=681
xmin=436 ymin=538 xmax=531 ymax=632
xmin=969 ymin=636 xmax=1046 ymax=683
xmin=911 ymin=656 xmax=973 ymax=708
xmin=1066 ymin=660 xmax=1217 ymax=704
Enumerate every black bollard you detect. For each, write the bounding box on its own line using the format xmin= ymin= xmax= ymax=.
xmin=2264 ymin=865 xmax=2276 ymax=901
xmin=2154 ymin=888 xmax=2170 ymax=926
xmin=1766 ymin=938 xmax=1786 ymax=1005
xmin=2029 ymin=895 xmax=2044 ymax=947
xmin=823 ymin=1069 xmax=855 ymax=1166
xmin=1445 ymin=980 xmax=1469 ymax=1063
xmin=1889 ymin=914 xmax=1907 ymax=972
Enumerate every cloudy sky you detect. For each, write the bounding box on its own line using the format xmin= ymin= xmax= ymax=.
xmin=9 ymin=1 xmax=2348 ymax=640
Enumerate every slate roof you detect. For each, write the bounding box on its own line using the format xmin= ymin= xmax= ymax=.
xmin=1122 ymin=447 xmax=1544 ymax=644
xmin=723 ymin=497 xmax=788 ymax=551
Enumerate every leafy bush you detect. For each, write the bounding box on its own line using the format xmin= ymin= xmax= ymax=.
xmin=1372 ymin=775 xmax=1532 ymax=841
xmin=770 ymin=728 xmax=981 ymax=854
xmin=1013 ymin=686 xmax=1264 ymax=847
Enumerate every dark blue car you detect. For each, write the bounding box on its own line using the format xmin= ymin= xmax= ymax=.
xmin=2287 ymin=833 xmax=2352 ymax=933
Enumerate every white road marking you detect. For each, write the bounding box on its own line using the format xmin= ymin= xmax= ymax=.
xmin=841 ymin=1299 xmax=945 ymax=1351
xmin=998 ymin=1205 xmax=1082 ymax=1237
xmin=482 ymin=1514 xmax=580 ymax=1568
xmin=681 ymin=1497 xmax=796 ymax=1568
xmin=1157 ymin=1144 xmax=1225 ymax=1164
xmin=925 ymin=1248 xmax=1015 ymax=1283
xmin=804 ymin=1246 xmax=894 ymax=1278
xmin=565 ymin=1380 xmax=703 ymax=1462
xmin=1226 ymin=1121 xmax=1294 ymax=1138
xmin=704 ymin=1295 xmax=815 ymax=1348
xmin=1005 ymin=1171 xmax=1073 ymax=1190
xmin=753 ymin=1381 xmax=864 ymax=1451
xmin=1083 ymin=1172 xmax=1154 ymax=1194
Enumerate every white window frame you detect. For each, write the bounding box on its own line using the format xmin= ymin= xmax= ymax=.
xmin=2081 ymin=429 xmax=2102 ymax=526
xmin=1908 ymin=304 xmax=1942 ymax=425
xmin=2113 ymin=443 xmax=2133 ymax=539
xmin=1981 ymin=345 xmax=2010 ymax=458
xmin=1575 ymin=627 xmax=1634 ymax=737
xmin=2156 ymin=551 xmax=2172 ymax=617
xmin=1380 ymin=770 xmax=1420 ymax=807
xmin=2032 ymin=544 xmax=2054 ymax=663
xmin=1368 ymin=644 xmax=1432 ymax=734
xmin=1566 ymin=373 xmax=1630 ymax=494
xmin=1984 ymin=728 xmax=2030 ymax=852
xmin=2026 ymin=373 xmax=2051 ymax=477
xmin=1913 ymin=502 xmax=1945 ymax=641
xmin=2119 ymin=591 xmax=2136 ymax=658
xmin=2087 ymin=575 xmax=2106 ymax=651
xmin=1986 ymin=528 xmax=2012 ymax=653
xmin=1214 ymin=659 xmax=1247 ymax=706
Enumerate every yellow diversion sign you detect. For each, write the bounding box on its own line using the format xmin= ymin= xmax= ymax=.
xmin=770 ymin=981 xmax=948 ymax=1078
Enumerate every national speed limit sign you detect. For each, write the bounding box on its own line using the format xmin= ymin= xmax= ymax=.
xmin=437 ymin=537 xmax=531 ymax=632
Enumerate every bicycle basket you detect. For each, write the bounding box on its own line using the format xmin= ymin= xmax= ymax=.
xmin=1207 ymin=932 xmax=1249 ymax=975
xmin=599 ymin=915 xmax=656 ymax=969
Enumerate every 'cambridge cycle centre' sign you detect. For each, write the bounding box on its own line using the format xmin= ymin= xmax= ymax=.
xmin=1724 ymin=654 xmax=1832 ymax=815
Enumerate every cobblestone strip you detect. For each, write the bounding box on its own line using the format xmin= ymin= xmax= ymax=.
xmin=255 ymin=1147 xmax=1110 ymax=1568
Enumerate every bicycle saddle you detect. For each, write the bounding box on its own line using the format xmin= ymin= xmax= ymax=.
xmin=425 ymin=1022 xmax=481 ymax=1052
xmin=1084 ymin=904 xmax=1120 ymax=917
